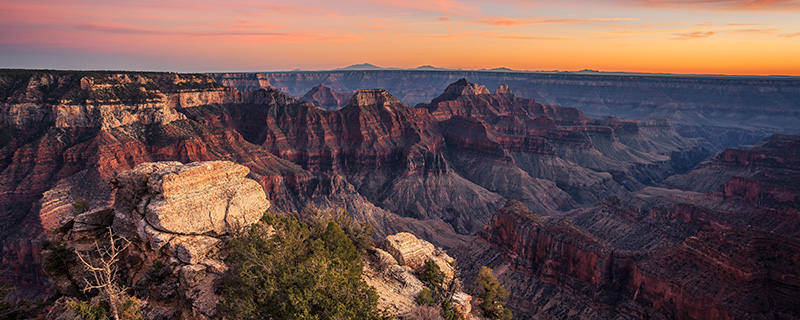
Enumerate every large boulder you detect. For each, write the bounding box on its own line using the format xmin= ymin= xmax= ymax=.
xmin=100 ymin=160 xmax=269 ymax=319
xmin=112 ymin=161 xmax=268 ymax=237
xmin=144 ymin=161 xmax=267 ymax=235
xmin=383 ymin=232 xmax=455 ymax=281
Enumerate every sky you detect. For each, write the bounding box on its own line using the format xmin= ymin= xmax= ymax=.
xmin=1 ymin=0 xmax=799 ymax=75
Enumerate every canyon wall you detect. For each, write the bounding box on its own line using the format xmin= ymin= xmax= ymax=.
xmin=211 ymin=70 xmax=800 ymax=148
xmin=0 ymin=70 xmax=716 ymax=303
xmin=455 ymin=134 xmax=800 ymax=319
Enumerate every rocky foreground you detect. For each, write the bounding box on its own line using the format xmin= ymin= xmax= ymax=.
xmin=42 ymin=161 xmax=476 ymax=319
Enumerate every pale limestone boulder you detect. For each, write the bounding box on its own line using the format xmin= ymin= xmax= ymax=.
xmin=383 ymin=232 xmax=434 ymax=269
xmin=201 ymin=259 xmax=228 ymax=275
xmin=371 ymin=247 xmax=399 ymax=267
xmin=112 ymin=161 xmax=182 ymax=238
xmin=383 ymin=232 xmax=455 ymax=282
xmin=452 ymin=292 xmax=473 ymax=319
xmin=144 ymin=161 xmax=268 ymax=235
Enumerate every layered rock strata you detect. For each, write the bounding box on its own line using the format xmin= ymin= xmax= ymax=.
xmin=44 ymin=161 xmax=269 ymax=319
xmin=455 ymin=135 xmax=800 ymax=319
xmin=364 ymin=232 xmax=472 ymax=319
xmin=211 ymin=70 xmax=800 ymax=148
xmin=0 ymin=71 xmax=713 ymax=299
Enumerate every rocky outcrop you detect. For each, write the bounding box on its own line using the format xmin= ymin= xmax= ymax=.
xmin=383 ymin=232 xmax=456 ymax=282
xmin=365 ymin=232 xmax=473 ymax=319
xmin=420 ymin=79 xmax=712 ymax=209
xmin=44 ymin=161 xmax=269 ymax=319
xmin=299 ymin=84 xmax=353 ymax=111
xmin=112 ymin=161 xmax=267 ymax=237
xmin=455 ymin=199 xmax=800 ymax=320
xmin=0 ymin=71 xmax=239 ymax=130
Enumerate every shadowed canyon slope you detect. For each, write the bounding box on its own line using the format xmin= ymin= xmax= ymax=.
xmin=454 ymin=134 xmax=800 ymax=319
xmin=0 ymin=70 xmax=712 ymax=301
xmin=211 ymin=70 xmax=800 ymax=148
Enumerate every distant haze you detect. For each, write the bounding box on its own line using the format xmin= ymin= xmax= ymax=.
xmin=1 ymin=0 xmax=799 ymax=75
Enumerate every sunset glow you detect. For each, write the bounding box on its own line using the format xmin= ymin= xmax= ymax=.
xmin=2 ymin=0 xmax=799 ymax=75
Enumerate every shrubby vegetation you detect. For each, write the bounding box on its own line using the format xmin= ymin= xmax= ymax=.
xmin=73 ymin=196 xmax=90 ymax=214
xmin=414 ymin=259 xmax=458 ymax=320
xmin=221 ymin=212 xmax=389 ymax=320
xmin=476 ymin=266 xmax=512 ymax=320
xmin=296 ymin=206 xmax=375 ymax=252
xmin=416 ymin=288 xmax=435 ymax=306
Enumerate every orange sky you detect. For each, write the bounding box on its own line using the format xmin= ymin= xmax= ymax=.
xmin=1 ymin=0 xmax=799 ymax=75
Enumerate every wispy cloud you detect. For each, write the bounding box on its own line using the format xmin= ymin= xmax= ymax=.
xmin=672 ymin=31 xmax=715 ymax=40
xmin=630 ymin=0 xmax=800 ymax=11
xmin=477 ymin=17 xmax=637 ymax=26
xmin=368 ymin=0 xmax=479 ymax=16
xmin=780 ymin=32 xmax=800 ymax=37
xmin=497 ymin=35 xmax=573 ymax=40
xmin=74 ymin=22 xmax=350 ymax=43
xmin=77 ymin=22 xmax=164 ymax=35
xmin=730 ymin=28 xmax=780 ymax=35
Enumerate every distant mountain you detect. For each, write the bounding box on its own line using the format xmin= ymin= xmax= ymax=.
xmin=415 ymin=65 xmax=448 ymax=71
xmin=334 ymin=63 xmax=385 ymax=71
xmin=478 ymin=67 xmax=517 ymax=72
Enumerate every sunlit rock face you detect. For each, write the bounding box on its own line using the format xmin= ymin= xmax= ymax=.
xmin=43 ymin=160 xmax=269 ymax=319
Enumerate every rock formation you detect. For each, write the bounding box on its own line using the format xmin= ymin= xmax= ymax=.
xmin=364 ymin=232 xmax=472 ymax=319
xmin=111 ymin=161 xmax=267 ymax=237
xmin=455 ymin=135 xmax=800 ymax=319
xmin=44 ymin=161 xmax=269 ymax=319
xmin=211 ymin=70 xmax=800 ymax=149
xmin=299 ymin=84 xmax=353 ymax=111
xmin=0 ymin=71 xmax=715 ymax=301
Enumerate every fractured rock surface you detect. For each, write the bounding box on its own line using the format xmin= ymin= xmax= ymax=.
xmin=112 ymin=161 xmax=268 ymax=237
xmin=44 ymin=161 xmax=269 ymax=320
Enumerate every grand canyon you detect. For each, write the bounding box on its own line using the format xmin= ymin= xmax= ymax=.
xmin=0 ymin=68 xmax=798 ymax=319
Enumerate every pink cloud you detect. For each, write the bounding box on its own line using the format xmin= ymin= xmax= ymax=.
xmin=631 ymin=0 xmax=800 ymax=11
xmin=368 ymin=0 xmax=479 ymax=16
xmin=672 ymin=31 xmax=715 ymax=40
xmin=477 ymin=17 xmax=637 ymax=26
xmin=729 ymin=28 xmax=780 ymax=35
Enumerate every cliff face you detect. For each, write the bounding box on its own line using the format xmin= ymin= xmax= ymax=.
xmin=0 ymin=71 xmax=301 ymax=298
xmin=298 ymin=84 xmax=353 ymax=111
xmin=0 ymin=71 xmax=713 ymax=301
xmin=455 ymin=135 xmax=800 ymax=319
xmin=44 ymin=161 xmax=269 ymax=319
xmin=418 ymin=80 xmax=712 ymax=210
xmin=210 ymin=70 xmax=800 ymax=149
